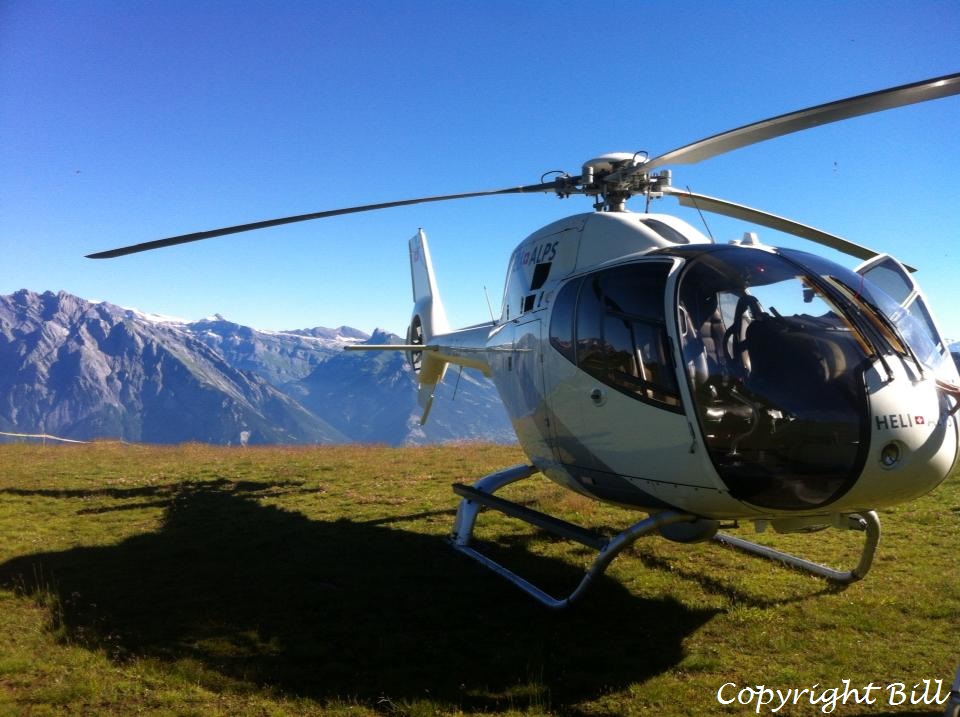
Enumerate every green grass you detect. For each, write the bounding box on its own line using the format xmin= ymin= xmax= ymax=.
xmin=0 ymin=442 xmax=957 ymax=715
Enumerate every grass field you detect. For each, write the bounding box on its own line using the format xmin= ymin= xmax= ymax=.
xmin=0 ymin=442 xmax=957 ymax=716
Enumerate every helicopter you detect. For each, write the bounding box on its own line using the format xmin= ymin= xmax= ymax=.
xmin=89 ymin=72 xmax=960 ymax=609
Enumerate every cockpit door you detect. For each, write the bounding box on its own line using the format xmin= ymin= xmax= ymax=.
xmin=854 ymin=254 xmax=955 ymax=378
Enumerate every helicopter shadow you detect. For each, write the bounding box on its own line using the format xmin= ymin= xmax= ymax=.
xmin=633 ymin=551 xmax=846 ymax=609
xmin=0 ymin=478 xmax=718 ymax=712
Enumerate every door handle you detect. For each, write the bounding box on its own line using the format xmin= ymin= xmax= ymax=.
xmin=589 ymin=387 xmax=606 ymax=406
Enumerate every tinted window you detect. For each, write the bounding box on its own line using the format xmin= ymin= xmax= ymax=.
xmin=860 ymin=257 xmax=912 ymax=304
xmin=553 ymin=262 xmax=679 ymax=410
xmin=601 ymin=265 xmax=669 ymax=319
xmin=548 ymin=278 xmax=579 ymax=363
xmin=782 ymin=248 xmax=946 ymax=369
xmin=677 ymin=247 xmax=868 ymax=510
xmin=576 ymin=276 xmax=606 ymax=376
xmin=640 ymin=218 xmax=690 ymax=245
xmin=902 ymin=296 xmax=942 ymax=365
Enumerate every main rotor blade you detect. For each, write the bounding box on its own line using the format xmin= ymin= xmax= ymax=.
xmin=87 ymin=181 xmax=563 ymax=259
xmin=663 ymin=187 xmax=916 ymax=272
xmin=644 ymin=72 xmax=960 ymax=173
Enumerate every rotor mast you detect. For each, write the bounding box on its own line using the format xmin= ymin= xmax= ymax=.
xmin=555 ymin=153 xmax=673 ymax=212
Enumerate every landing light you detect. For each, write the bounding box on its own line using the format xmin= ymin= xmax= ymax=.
xmin=880 ymin=442 xmax=902 ymax=468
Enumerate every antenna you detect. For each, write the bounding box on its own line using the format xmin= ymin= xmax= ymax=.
xmin=483 ymin=286 xmax=495 ymax=322
xmin=686 ymin=185 xmax=715 ymax=242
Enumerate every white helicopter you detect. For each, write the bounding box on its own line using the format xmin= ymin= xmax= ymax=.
xmin=90 ymin=72 xmax=960 ymax=608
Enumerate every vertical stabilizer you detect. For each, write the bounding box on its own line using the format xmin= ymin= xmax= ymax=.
xmin=407 ymin=229 xmax=449 ymax=423
xmin=409 ymin=229 xmax=450 ymax=339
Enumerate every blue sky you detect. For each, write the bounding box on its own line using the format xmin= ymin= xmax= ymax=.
xmin=2 ymin=1 xmax=958 ymax=338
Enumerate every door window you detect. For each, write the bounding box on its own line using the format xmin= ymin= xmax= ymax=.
xmin=549 ymin=263 xmax=680 ymax=410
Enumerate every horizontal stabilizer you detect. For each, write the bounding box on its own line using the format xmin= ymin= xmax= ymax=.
xmin=344 ymin=344 xmax=438 ymax=352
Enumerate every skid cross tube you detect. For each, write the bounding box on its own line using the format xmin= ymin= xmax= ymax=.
xmin=712 ymin=511 xmax=881 ymax=583
xmin=945 ymin=666 xmax=960 ymax=717
xmin=449 ymin=465 xmax=696 ymax=609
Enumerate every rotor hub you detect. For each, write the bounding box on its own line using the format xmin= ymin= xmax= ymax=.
xmin=555 ymin=152 xmax=672 ymax=212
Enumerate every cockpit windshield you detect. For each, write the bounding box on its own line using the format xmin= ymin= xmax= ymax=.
xmin=677 ymin=247 xmax=869 ymax=510
xmin=778 ymin=249 xmax=944 ymax=371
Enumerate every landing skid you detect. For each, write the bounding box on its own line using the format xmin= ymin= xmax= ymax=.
xmin=450 ymin=464 xmax=696 ymax=609
xmin=449 ymin=465 xmax=882 ymax=608
xmin=713 ymin=511 xmax=881 ymax=584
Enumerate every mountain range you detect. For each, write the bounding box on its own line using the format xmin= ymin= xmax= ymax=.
xmin=0 ymin=289 xmax=514 ymax=446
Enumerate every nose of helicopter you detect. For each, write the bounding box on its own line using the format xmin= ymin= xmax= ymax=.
xmin=837 ymin=361 xmax=960 ymax=510
xmin=675 ymin=245 xmax=960 ymax=515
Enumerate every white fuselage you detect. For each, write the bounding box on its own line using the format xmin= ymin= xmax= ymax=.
xmin=420 ymin=212 xmax=959 ymax=522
